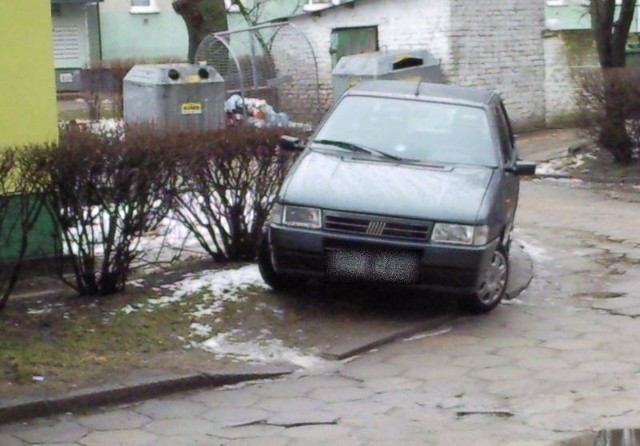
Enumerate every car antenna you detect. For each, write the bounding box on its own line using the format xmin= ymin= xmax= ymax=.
xmin=415 ymin=79 xmax=422 ymax=96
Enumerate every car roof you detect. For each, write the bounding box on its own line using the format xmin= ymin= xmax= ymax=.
xmin=346 ymin=80 xmax=499 ymax=107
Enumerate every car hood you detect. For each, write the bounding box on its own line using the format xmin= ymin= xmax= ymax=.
xmin=281 ymin=151 xmax=495 ymax=223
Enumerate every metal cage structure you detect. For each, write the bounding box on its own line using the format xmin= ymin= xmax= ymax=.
xmin=195 ymin=22 xmax=323 ymax=126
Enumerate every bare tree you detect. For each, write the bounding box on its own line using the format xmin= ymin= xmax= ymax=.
xmin=173 ymin=0 xmax=229 ymax=63
xmin=590 ymin=0 xmax=637 ymax=163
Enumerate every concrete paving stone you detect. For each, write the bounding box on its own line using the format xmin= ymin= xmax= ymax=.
xmin=494 ymin=346 xmax=559 ymax=361
xmin=220 ymin=437 xmax=290 ymax=446
xmin=12 ymin=420 xmax=88 ymax=444
xmin=75 ymin=409 xmax=151 ymax=431
xmin=288 ymin=375 xmax=358 ymax=391
xmin=596 ymin=412 xmax=640 ymax=430
xmin=438 ymin=393 xmax=508 ymax=412
xmin=201 ymin=407 xmax=273 ymax=427
xmin=597 ymin=341 xmax=640 ymax=357
xmin=153 ymin=435 xmax=225 ymax=446
xmin=0 ymin=433 xmax=24 ymax=446
xmin=133 ymin=399 xmax=208 ymax=419
xmin=80 ymin=429 xmax=157 ymax=446
xmin=255 ymin=397 xmax=324 ymax=413
xmin=572 ymin=396 xmax=640 ymax=417
xmin=320 ymin=399 xmax=391 ymax=419
xmin=280 ymin=424 xmax=354 ymax=440
xmin=340 ymin=361 xmax=405 ymax=381
xmin=543 ymin=338 xmax=600 ymax=350
xmin=470 ymin=365 xmax=533 ymax=381
xmin=523 ymin=409 xmax=598 ymax=432
xmin=265 ymin=411 xmax=339 ymax=427
xmin=483 ymin=335 xmax=539 ymax=350
xmin=510 ymin=394 xmax=576 ymax=415
xmin=188 ymin=388 xmax=263 ymax=409
xmin=383 ymin=349 xmax=453 ymax=369
xmin=530 ymin=368 xmax=599 ymax=385
xmin=217 ymin=424 xmax=285 ymax=440
xmin=609 ymin=279 xmax=640 ymax=295
xmin=485 ymin=378 xmax=548 ymax=397
xmin=143 ymin=418 xmax=218 ymax=436
xmin=553 ymin=348 xmax=614 ymax=363
xmin=517 ymin=357 xmax=577 ymax=371
xmin=306 ymin=385 xmax=371 ymax=403
xmin=402 ymin=364 xmax=469 ymax=381
xmin=576 ymin=360 xmax=640 ymax=375
xmin=361 ymin=376 xmax=423 ymax=392
xmin=451 ymin=353 xmax=512 ymax=369
xmin=251 ymin=380 xmax=314 ymax=398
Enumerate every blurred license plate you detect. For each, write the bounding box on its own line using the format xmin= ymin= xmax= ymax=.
xmin=326 ymin=249 xmax=420 ymax=283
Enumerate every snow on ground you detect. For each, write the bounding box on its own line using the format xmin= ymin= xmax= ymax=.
xmin=199 ymin=330 xmax=324 ymax=369
xmin=535 ymin=152 xmax=594 ymax=176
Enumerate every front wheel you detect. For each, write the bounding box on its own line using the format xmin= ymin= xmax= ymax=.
xmin=458 ymin=246 xmax=509 ymax=314
xmin=257 ymin=236 xmax=305 ymax=291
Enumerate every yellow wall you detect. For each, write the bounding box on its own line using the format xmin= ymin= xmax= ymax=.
xmin=0 ymin=0 xmax=59 ymax=148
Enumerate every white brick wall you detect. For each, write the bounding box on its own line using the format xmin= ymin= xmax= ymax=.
xmin=274 ymin=0 xmax=546 ymax=129
xmin=543 ymin=31 xmax=599 ymax=125
xmin=448 ymin=0 xmax=546 ymax=129
xmin=272 ymin=0 xmax=451 ymax=122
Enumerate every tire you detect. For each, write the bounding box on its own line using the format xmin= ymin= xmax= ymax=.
xmin=458 ymin=245 xmax=509 ymax=314
xmin=257 ymin=236 xmax=305 ymax=291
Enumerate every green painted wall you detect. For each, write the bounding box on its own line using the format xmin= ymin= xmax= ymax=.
xmin=546 ymin=5 xmax=640 ymax=31
xmin=100 ymin=9 xmax=188 ymax=61
xmin=100 ymin=0 xmax=303 ymax=62
xmin=0 ymin=0 xmax=58 ymax=148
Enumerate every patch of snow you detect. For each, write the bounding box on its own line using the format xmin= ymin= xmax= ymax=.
xmin=198 ymin=330 xmax=323 ymax=369
xmin=190 ymin=322 xmax=213 ymax=338
xmin=516 ymin=234 xmax=552 ymax=263
xmin=121 ymin=305 xmax=137 ymax=315
xmin=404 ymin=326 xmax=452 ymax=342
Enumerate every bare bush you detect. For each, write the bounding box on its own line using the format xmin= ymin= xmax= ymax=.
xmin=174 ymin=126 xmax=299 ymax=261
xmin=0 ymin=148 xmax=49 ymax=310
xmin=35 ymin=125 xmax=181 ymax=296
xmin=576 ymin=67 xmax=640 ymax=164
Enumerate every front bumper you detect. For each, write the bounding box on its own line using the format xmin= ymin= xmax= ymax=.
xmin=266 ymin=224 xmax=500 ymax=293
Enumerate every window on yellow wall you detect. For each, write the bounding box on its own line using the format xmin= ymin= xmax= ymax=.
xmin=130 ymin=0 xmax=159 ymax=14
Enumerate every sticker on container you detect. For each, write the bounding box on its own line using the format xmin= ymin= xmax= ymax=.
xmin=187 ymin=74 xmax=200 ymax=83
xmin=181 ymin=102 xmax=202 ymax=115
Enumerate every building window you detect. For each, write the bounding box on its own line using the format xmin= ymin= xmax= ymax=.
xmin=130 ymin=0 xmax=159 ymax=14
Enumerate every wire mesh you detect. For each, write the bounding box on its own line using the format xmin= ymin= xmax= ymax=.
xmin=196 ymin=22 xmax=322 ymax=126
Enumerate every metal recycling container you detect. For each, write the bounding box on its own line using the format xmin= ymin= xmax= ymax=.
xmin=332 ymin=49 xmax=445 ymax=100
xmin=123 ymin=63 xmax=225 ymax=131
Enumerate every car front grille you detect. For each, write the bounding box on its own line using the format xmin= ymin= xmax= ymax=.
xmin=324 ymin=213 xmax=430 ymax=242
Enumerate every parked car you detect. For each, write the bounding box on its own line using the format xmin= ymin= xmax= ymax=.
xmin=258 ymin=80 xmax=536 ymax=314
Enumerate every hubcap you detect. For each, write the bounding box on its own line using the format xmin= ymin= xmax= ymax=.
xmin=476 ymin=250 xmax=508 ymax=305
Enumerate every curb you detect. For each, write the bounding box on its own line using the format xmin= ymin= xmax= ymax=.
xmin=321 ymin=315 xmax=455 ymax=360
xmin=533 ymin=173 xmax=640 ymax=184
xmin=0 ymin=369 xmax=292 ymax=426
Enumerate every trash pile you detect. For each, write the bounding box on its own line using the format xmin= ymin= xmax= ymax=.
xmin=224 ymin=94 xmax=291 ymax=128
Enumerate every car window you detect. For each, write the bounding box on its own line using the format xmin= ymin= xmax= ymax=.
xmin=313 ymin=95 xmax=498 ymax=167
xmin=496 ymin=102 xmax=515 ymax=163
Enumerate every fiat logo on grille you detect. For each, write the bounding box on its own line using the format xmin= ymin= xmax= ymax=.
xmin=366 ymin=221 xmax=386 ymax=236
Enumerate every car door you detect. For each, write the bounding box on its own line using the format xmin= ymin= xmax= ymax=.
xmin=495 ymin=101 xmax=519 ymax=239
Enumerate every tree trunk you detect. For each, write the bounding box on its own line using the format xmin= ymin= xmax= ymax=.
xmin=173 ymin=0 xmax=229 ymax=64
xmin=591 ymin=0 xmax=637 ymax=164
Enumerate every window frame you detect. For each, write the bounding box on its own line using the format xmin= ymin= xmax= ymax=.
xmin=130 ymin=0 xmax=160 ymax=15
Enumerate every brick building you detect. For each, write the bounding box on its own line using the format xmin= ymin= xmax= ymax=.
xmin=270 ymin=0 xmax=546 ymax=130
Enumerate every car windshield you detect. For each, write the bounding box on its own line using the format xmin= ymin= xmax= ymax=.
xmin=313 ymin=95 xmax=498 ymax=167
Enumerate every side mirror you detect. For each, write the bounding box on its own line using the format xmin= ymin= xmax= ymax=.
xmin=279 ymin=135 xmax=304 ymax=151
xmin=507 ymin=160 xmax=536 ymax=176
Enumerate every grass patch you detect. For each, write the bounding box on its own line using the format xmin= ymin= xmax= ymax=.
xmin=0 ymin=276 xmax=219 ymax=398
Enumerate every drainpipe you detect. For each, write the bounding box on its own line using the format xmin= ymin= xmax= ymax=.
xmin=96 ymin=1 xmax=103 ymax=62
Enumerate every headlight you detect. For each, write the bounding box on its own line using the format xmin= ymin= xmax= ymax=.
xmin=282 ymin=205 xmax=322 ymax=229
xmin=432 ymin=224 xmax=489 ymax=246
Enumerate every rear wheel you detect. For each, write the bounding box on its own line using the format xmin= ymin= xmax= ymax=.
xmin=458 ymin=246 xmax=509 ymax=314
xmin=257 ymin=236 xmax=305 ymax=291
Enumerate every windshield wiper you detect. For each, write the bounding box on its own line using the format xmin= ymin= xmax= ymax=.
xmin=312 ymin=139 xmax=403 ymax=161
